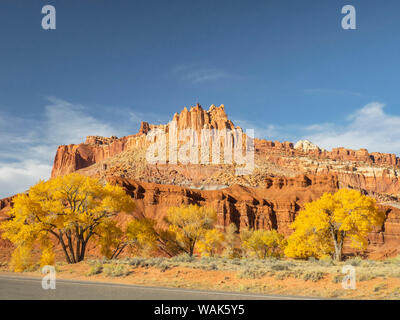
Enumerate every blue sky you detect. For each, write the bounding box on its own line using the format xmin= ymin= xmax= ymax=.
xmin=1 ymin=0 xmax=400 ymax=197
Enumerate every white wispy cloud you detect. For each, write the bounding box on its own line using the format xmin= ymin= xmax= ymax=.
xmin=44 ymin=97 xmax=118 ymax=145
xmin=0 ymin=160 xmax=53 ymax=199
xmin=0 ymin=97 xmax=124 ymax=198
xmin=303 ymin=102 xmax=400 ymax=154
xmin=236 ymin=102 xmax=400 ymax=156
xmin=173 ymin=64 xmax=240 ymax=84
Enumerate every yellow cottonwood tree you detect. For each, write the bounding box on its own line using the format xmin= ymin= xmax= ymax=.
xmin=197 ymin=229 xmax=225 ymax=257
xmin=241 ymin=229 xmax=286 ymax=259
xmin=285 ymin=189 xmax=385 ymax=261
xmin=126 ymin=218 xmax=182 ymax=257
xmin=166 ymin=204 xmax=216 ymax=256
xmin=95 ymin=219 xmax=126 ymax=259
xmin=1 ymin=173 xmax=135 ymax=270
xmin=222 ymin=223 xmax=240 ymax=258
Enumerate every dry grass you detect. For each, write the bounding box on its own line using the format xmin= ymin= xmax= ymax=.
xmin=3 ymin=254 xmax=400 ymax=299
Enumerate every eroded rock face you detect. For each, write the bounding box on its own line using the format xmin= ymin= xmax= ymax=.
xmin=4 ymin=103 xmax=400 ymax=259
xmin=108 ymin=174 xmax=400 ymax=257
xmin=50 ymin=104 xmax=400 ymax=198
xmin=294 ymin=140 xmax=321 ymax=153
xmin=108 ymin=174 xmax=340 ymax=235
xmin=0 ymin=196 xmax=14 ymax=262
xmin=1 ymin=172 xmax=400 ymax=259
xmin=50 ymin=104 xmax=237 ymax=178
xmin=0 ymin=196 xmax=13 ymax=221
xmin=51 ymin=135 xmax=141 ymax=177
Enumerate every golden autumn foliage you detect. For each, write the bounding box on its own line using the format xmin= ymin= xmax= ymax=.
xmin=241 ymin=229 xmax=287 ymax=259
xmin=165 ymin=204 xmax=217 ymax=256
xmin=222 ymin=223 xmax=241 ymax=258
xmin=126 ymin=218 xmax=158 ymax=251
xmin=9 ymin=245 xmax=34 ymax=272
xmin=285 ymin=189 xmax=385 ymax=261
xmin=95 ymin=219 xmax=126 ymax=259
xmin=0 ymin=173 xmax=135 ymax=270
xmin=126 ymin=218 xmax=182 ymax=257
xmin=197 ymin=229 xmax=225 ymax=257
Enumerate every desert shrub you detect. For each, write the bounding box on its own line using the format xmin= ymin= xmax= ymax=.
xmin=391 ymin=287 xmax=400 ymax=298
xmin=230 ymin=258 xmax=242 ymax=265
xmin=199 ymin=256 xmax=216 ymax=264
xmin=204 ymin=263 xmax=218 ymax=271
xmin=127 ymin=257 xmax=147 ymax=267
xmin=302 ymin=271 xmax=325 ymax=282
xmin=87 ymin=259 xmax=98 ymax=266
xmin=222 ymin=247 xmax=242 ymax=259
xmin=318 ymin=256 xmax=334 ymax=267
xmin=388 ymin=255 xmax=400 ymax=265
xmin=332 ymin=274 xmax=342 ymax=283
xmin=346 ymin=256 xmax=363 ymax=266
xmin=146 ymin=257 xmax=167 ymax=267
xmin=86 ymin=263 xmax=103 ymax=276
xmin=358 ymin=273 xmax=375 ymax=282
xmin=373 ymin=283 xmax=387 ymax=292
xmin=170 ymin=253 xmax=196 ymax=263
xmin=363 ymin=259 xmax=376 ymax=267
xmin=291 ymin=270 xmax=304 ymax=279
xmin=329 ymin=290 xmax=343 ymax=298
xmin=271 ymin=264 xmax=289 ymax=271
xmin=389 ymin=269 xmax=400 ymax=278
xmin=159 ymin=263 xmax=170 ymax=272
xmin=275 ymin=272 xmax=291 ymax=280
xmin=103 ymin=264 xmax=129 ymax=277
xmin=237 ymin=268 xmax=266 ymax=279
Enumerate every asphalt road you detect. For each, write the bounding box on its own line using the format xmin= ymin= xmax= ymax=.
xmin=0 ymin=275 xmax=314 ymax=300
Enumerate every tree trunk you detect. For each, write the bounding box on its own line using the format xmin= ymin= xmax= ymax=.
xmin=189 ymin=240 xmax=195 ymax=256
xmin=59 ymin=233 xmax=72 ymax=264
xmin=66 ymin=232 xmax=76 ymax=263
xmin=333 ymin=241 xmax=343 ymax=261
xmin=331 ymin=229 xmax=344 ymax=261
xmin=78 ymin=241 xmax=87 ymax=262
xmin=111 ymin=243 xmax=127 ymax=260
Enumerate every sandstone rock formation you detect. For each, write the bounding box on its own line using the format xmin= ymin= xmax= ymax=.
xmin=109 ymin=174 xmax=399 ymax=257
xmin=50 ymin=104 xmax=400 ymax=198
xmin=0 ymin=196 xmax=13 ymax=221
xmin=294 ymin=140 xmax=321 ymax=152
xmin=3 ymin=103 xmax=400 ymax=259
